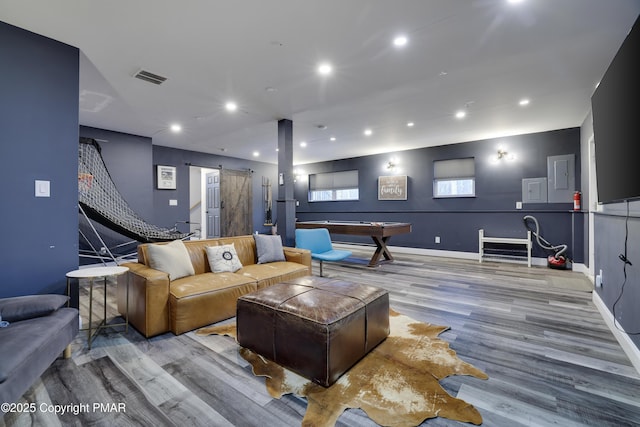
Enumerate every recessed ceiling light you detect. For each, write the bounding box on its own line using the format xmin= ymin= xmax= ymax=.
xmin=225 ymin=101 xmax=238 ymax=112
xmin=317 ymin=63 xmax=333 ymax=76
xmin=393 ymin=35 xmax=408 ymax=47
xmin=170 ymin=123 xmax=182 ymax=133
xmin=330 ymin=137 xmax=336 ymax=141
xmin=455 ymin=110 xmax=466 ymax=119
xmin=252 ymin=151 xmax=260 ymax=157
xmin=519 ymin=98 xmax=530 ymax=106
xmin=300 ymin=141 xmax=307 ymax=147
xmin=407 ymin=122 xmax=415 ymax=127
xmin=364 ymin=129 xmax=373 ymax=136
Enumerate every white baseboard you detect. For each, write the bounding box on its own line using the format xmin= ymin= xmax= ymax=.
xmin=571 ymin=262 xmax=589 ymax=275
xmin=334 ymin=243 xmax=552 ymax=267
xmin=592 ymin=292 xmax=640 ymax=375
xmin=378 ymin=245 xmax=480 ymax=261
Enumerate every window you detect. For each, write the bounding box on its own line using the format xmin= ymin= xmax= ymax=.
xmin=433 ymin=158 xmax=475 ymax=198
xmin=308 ymin=170 xmax=359 ymax=202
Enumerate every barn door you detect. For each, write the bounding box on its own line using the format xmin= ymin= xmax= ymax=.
xmin=220 ymin=169 xmax=252 ymax=236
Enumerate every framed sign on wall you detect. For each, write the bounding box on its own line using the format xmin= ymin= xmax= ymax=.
xmin=378 ymin=175 xmax=407 ymax=200
xmin=157 ymin=165 xmax=177 ymax=189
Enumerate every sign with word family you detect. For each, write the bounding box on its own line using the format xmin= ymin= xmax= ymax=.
xmin=378 ymin=175 xmax=407 ymax=200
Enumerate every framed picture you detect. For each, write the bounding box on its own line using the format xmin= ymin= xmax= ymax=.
xmin=157 ymin=165 xmax=177 ymax=189
xmin=378 ymin=175 xmax=407 ymax=200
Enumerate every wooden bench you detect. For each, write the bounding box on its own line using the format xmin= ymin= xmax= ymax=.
xmin=479 ymin=229 xmax=532 ymax=267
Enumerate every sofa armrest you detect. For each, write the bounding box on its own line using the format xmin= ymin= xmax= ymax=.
xmin=283 ymin=247 xmax=312 ymax=275
xmin=117 ymin=262 xmax=171 ymax=338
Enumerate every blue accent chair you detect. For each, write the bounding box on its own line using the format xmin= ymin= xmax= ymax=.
xmin=295 ymin=228 xmax=352 ymax=276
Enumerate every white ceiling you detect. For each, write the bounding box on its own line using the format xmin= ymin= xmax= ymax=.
xmin=2 ymin=0 xmax=639 ymax=165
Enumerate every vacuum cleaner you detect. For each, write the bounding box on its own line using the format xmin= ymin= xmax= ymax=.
xmin=523 ymin=215 xmax=570 ymax=270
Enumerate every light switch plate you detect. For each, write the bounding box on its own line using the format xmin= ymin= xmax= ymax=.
xmin=35 ymin=180 xmax=50 ymax=197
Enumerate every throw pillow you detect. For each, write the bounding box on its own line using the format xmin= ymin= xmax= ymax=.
xmin=146 ymin=239 xmax=195 ymax=281
xmin=206 ymin=244 xmax=243 ymax=273
xmin=254 ymin=234 xmax=286 ymax=264
xmin=0 ymin=294 xmax=69 ymax=322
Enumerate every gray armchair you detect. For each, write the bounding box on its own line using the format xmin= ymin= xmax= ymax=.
xmin=0 ymin=294 xmax=79 ymax=406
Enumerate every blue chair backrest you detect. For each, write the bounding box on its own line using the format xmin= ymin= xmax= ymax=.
xmin=295 ymin=228 xmax=334 ymax=254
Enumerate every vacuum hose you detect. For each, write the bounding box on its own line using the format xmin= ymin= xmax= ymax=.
xmin=523 ymin=215 xmax=567 ymax=260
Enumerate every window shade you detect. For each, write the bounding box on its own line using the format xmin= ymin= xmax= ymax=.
xmin=309 ymin=170 xmax=358 ymax=191
xmin=433 ymin=158 xmax=475 ymax=179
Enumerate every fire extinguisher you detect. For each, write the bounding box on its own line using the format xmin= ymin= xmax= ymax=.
xmin=573 ymin=191 xmax=581 ymax=211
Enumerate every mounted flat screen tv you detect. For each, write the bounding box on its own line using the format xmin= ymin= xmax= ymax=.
xmin=591 ymin=16 xmax=640 ymax=204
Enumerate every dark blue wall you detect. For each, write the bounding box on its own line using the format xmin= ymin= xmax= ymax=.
xmin=594 ymin=203 xmax=640 ymax=349
xmin=0 ymin=22 xmax=79 ymax=297
xmin=152 ymin=146 xmax=277 ymax=234
xmin=79 ymin=126 xmax=153 ymax=221
xmin=76 ymin=127 xmax=153 ymax=262
xmin=76 ymin=129 xmax=277 ymax=251
xmin=295 ymin=128 xmax=584 ymax=262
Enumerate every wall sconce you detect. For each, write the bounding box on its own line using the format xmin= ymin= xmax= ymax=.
xmin=385 ymin=156 xmax=399 ymax=172
xmin=293 ymin=169 xmax=305 ymax=182
xmin=496 ymin=149 xmax=515 ymax=161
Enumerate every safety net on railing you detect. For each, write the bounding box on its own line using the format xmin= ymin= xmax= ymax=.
xmin=78 ymin=137 xmax=191 ymax=243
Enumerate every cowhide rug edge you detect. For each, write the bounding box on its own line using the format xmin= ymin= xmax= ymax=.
xmin=196 ymin=310 xmax=487 ymax=426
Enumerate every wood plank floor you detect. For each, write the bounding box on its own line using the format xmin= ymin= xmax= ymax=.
xmin=3 ymin=248 xmax=640 ymax=427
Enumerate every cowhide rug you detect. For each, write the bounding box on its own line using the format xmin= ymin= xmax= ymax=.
xmin=197 ymin=310 xmax=488 ymax=426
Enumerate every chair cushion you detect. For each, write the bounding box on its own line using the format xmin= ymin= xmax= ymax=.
xmin=238 ymin=262 xmax=311 ymax=289
xmin=312 ymin=249 xmax=352 ymax=262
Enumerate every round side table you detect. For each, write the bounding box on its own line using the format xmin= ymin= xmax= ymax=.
xmin=66 ymin=266 xmax=129 ymax=349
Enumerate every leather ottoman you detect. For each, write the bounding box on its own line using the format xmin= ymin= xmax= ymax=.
xmin=236 ymin=276 xmax=389 ymax=387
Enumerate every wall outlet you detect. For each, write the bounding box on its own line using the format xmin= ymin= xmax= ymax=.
xmin=595 ymin=269 xmax=603 ymax=287
xmin=435 ymin=236 xmax=441 ymax=244
xmin=516 ymin=201 xmax=523 ymax=209
xmin=169 ymin=199 xmax=178 ymax=206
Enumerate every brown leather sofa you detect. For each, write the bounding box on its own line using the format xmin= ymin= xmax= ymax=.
xmin=116 ymin=235 xmax=311 ymax=337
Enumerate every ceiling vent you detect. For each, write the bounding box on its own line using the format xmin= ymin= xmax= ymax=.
xmin=133 ymin=69 xmax=167 ymax=85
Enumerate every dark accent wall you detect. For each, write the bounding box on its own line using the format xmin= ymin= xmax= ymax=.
xmin=76 ymin=127 xmax=153 ymax=262
xmin=152 ymin=146 xmax=277 ymax=235
xmin=75 ymin=129 xmax=278 ymax=250
xmin=295 ymin=128 xmax=584 ymax=262
xmin=0 ymin=22 xmax=79 ymax=297
xmin=594 ymin=203 xmax=640 ymax=348
xmin=79 ymin=126 xmax=153 ymax=220
xmin=589 ymin=15 xmax=640 ymax=352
